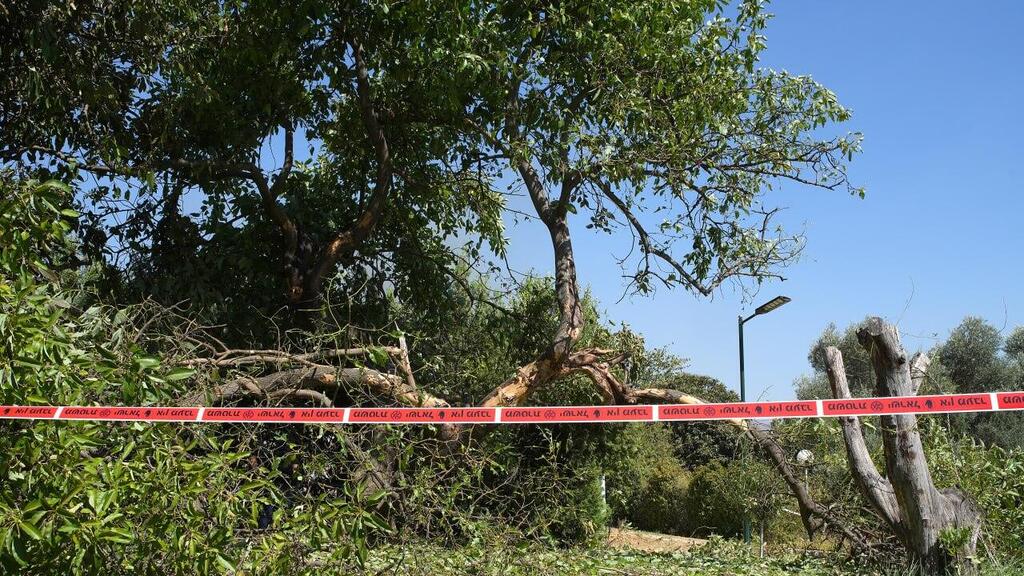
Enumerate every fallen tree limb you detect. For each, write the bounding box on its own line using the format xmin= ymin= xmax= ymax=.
xmin=628 ymin=386 xmax=869 ymax=550
xmin=174 ymin=342 xmax=870 ymax=551
xmin=180 ymin=346 xmax=405 ymax=368
xmin=170 ymin=103 xmax=870 ymax=549
xmin=178 ymin=365 xmax=447 ymax=408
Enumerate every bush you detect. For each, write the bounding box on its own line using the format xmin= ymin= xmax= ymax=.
xmin=683 ymin=457 xmax=785 ymax=539
xmin=684 ymin=462 xmax=747 ymax=537
xmin=629 ymin=460 xmax=691 ymax=534
xmin=540 ymin=461 xmax=611 ymax=544
xmin=602 ymin=424 xmax=692 ymax=533
xmin=923 ymin=420 xmax=1024 ymax=558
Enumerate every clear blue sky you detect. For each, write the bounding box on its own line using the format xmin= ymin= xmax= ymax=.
xmin=501 ymin=1 xmax=1024 ymax=401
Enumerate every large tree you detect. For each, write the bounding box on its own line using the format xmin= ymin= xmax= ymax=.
xmin=795 ymin=320 xmax=877 ymax=400
xmin=2 ymin=0 xmax=867 ymax=552
xmin=2 ymin=0 xmax=860 ymax=401
xmin=932 ymin=317 xmax=1024 ymax=448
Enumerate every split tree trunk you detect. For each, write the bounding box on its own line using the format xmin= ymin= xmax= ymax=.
xmin=824 ymin=317 xmax=980 ymax=574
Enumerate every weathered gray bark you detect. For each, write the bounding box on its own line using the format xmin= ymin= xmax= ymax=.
xmin=178 ymin=364 xmax=448 ymax=409
xmin=824 ymin=317 xmax=981 ymax=574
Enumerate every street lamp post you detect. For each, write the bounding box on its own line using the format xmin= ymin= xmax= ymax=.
xmin=738 ymin=296 xmax=790 ymax=403
xmin=737 ymin=295 xmax=791 ymax=545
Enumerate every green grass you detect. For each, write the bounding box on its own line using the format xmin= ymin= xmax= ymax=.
xmin=355 ymin=539 xmax=1024 ymax=575
xmin=357 ymin=540 xmax=847 ymax=575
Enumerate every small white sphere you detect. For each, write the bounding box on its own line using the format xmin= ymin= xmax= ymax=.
xmin=796 ymin=449 xmax=814 ymax=465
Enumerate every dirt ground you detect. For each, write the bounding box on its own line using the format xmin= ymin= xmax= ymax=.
xmin=606 ymin=527 xmax=708 ymax=554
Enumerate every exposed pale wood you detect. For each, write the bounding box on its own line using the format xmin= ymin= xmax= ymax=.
xmin=396 ymin=333 xmax=417 ymax=391
xmin=175 ymin=337 xmax=868 ymax=552
xmin=824 ymin=346 xmax=902 ymax=527
xmin=844 ymin=318 xmax=982 ymax=574
xmin=480 ymin=157 xmax=583 ymax=407
xmin=178 ymin=365 xmax=447 ymax=408
xmin=910 ymin=352 xmax=931 ymax=396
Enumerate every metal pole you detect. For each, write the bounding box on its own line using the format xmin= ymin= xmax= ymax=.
xmin=738 ymin=315 xmax=751 ymax=545
xmin=738 ymin=315 xmax=746 ymax=402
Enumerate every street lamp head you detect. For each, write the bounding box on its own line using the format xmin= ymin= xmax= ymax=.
xmin=754 ymin=296 xmax=791 ymax=316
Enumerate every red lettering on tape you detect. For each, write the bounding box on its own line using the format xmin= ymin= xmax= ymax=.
xmin=997 ymin=393 xmax=1024 ymax=410
xmin=501 ymin=406 xmax=652 ymax=423
xmin=0 ymin=391 xmax=1018 ymax=424
xmin=0 ymin=406 xmax=58 ymax=419
xmin=659 ymin=401 xmax=815 ymax=420
xmin=348 ymin=407 xmax=496 ymax=423
xmin=285 ymin=409 xmax=347 ymax=422
xmin=201 ymin=408 xmax=346 ymax=422
xmin=59 ymin=407 xmax=201 ymax=421
xmin=61 ymin=407 xmax=114 ymax=419
xmin=823 ymin=394 xmax=991 ymax=416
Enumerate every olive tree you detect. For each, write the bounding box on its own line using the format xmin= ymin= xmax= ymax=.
xmin=826 ymin=319 xmax=982 ymax=574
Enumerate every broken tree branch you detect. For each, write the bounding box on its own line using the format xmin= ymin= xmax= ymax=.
xmin=824 ymin=346 xmax=902 ymax=528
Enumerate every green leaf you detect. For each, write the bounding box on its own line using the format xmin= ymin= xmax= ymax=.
xmin=37 ymin=179 xmax=71 ymax=193
xmin=18 ymin=520 xmax=43 ymax=541
xmin=367 ymin=347 xmax=389 ymax=368
xmin=164 ymin=367 xmax=196 ymax=381
xmin=100 ymin=527 xmax=134 ymax=544
xmin=215 ymin=553 xmax=236 ymax=572
xmin=366 ymin=490 xmax=388 ymax=505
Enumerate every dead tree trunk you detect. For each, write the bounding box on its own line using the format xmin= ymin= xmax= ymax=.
xmin=824 ymin=317 xmax=981 ymax=574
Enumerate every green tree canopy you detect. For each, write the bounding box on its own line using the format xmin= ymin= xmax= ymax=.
xmin=3 ymin=0 xmax=859 ymax=322
xmin=795 ymin=319 xmax=875 ymax=400
xmin=1 ymin=3 xmax=870 ymax=568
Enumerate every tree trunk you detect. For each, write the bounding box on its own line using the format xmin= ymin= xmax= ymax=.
xmin=825 ymin=317 xmax=981 ymax=574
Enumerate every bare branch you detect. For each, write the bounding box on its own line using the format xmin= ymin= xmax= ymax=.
xmin=824 ymin=346 xmax=902 ymax=528
xmin=598 ymin=181 xmax=711 ymax=296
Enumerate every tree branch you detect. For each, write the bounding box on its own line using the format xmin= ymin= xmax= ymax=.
xmin=598 ymin=182 xmax=711 ymax=296
xmin=297 ymin=40 xmax=394 ymax=305
xmin=824 ymin=345 xmax=902 ymax=529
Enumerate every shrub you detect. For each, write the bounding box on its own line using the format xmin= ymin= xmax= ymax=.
xmin=629 ymin=459 xmax=692 ymax=534
xmin=684 ymin=462 xmax=747 ymax=537
xmin=602 ymin=424 xmax=692 ymax=532
xmin=683 ymin=457 xmax=785 ymax=539
xmin=923 ymin=420 xmax=1024 ymax=558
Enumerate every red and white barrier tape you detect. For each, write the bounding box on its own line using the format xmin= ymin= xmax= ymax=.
xmin=2 ymin=392 xmax=1023 ymax=424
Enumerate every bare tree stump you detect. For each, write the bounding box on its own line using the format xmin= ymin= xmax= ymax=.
xmin=825 ymin=317 xmax=981 ymax=574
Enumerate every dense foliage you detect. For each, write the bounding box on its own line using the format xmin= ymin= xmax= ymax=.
xmin=5 ymin=0 xmax=1021 ymax=574
xmin=3 ymin=0 xmax=860 ymax=325
xmin=0 ymin=176 xmax=772 ymax=572
xmin=352 ymin=539 xmax=1024 ymax=576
